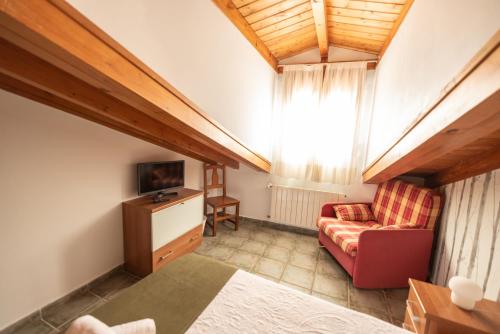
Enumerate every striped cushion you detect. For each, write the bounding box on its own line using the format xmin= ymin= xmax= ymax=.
xmin=317 ymin=218 xmax=380 ymax=257
xmin=333 ymin=204 xmax=376 ymax=221
xmin=372 ymin=180 xmax=442 ymax=229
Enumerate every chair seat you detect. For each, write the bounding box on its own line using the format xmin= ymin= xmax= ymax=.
xmin=317 ymin=218 xmax=380 ymax=257
xmin=206 ymin=196 xmax=240 ymax=208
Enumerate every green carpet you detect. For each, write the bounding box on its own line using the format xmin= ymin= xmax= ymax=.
xmin=91 ymin=253 xmax=237 ymax=334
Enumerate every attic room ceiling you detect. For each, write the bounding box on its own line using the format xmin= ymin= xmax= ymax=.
xmin=214 ymin=0 xmax=413 ymax=68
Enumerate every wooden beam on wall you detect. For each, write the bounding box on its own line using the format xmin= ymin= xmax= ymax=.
xmin=212 ymin=0 xmax=278 ymax=71
xmin=310 ymin=0 xmax=328 ymax=60
xmin=363 ymin=34 xmax=500 ymax=185
xmin=277 ymin=60 xmax=377 ymax=73
xmin=378 ymin=0 xmax=414 ymax=60
xmin=0 ymin=0 xmax=271 ymax=172
xmin=0 ymin=39 xmax=239 ymax=168
xmin=427 ymin=146 xmax=500 ymax=187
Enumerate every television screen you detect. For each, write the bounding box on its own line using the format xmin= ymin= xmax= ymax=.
xmin=137 ymin=160 xmax=184 ymax=195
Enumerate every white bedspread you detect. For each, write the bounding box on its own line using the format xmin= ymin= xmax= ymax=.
xmin=187 ymin=270 xmax=409 ymax=334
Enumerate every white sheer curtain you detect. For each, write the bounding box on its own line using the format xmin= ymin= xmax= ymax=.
xmin=272 ymin=62 xmax=368 ymax=184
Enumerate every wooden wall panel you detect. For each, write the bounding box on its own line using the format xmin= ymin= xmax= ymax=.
xmin=431 ymin=170 xmax=500 ymax=302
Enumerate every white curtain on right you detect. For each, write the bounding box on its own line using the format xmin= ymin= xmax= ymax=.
xmin=272 ymin=62 xmax=368 ymax=184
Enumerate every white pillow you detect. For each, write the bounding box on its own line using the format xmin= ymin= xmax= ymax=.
xmin=65 ymin=315 xmax=156 ymax=334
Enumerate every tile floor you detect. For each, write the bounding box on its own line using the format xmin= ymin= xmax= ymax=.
xmin=196 ymin=219 xmax=408 ymax=327
xmin=3 ymin=218 xmax=408 ymax=333
xmin=2 ymin=269 xmax=139 ymax=334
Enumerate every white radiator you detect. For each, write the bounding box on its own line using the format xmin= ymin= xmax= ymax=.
xmin=270 ymin=185 xmax=344 ymax=230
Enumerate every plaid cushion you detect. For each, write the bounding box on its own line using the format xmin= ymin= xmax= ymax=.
xmin=371 ymin=180 xmax=442 ymax=229
xmin=333 ymin=204 xmax=376 ymax=221
xmin=317 ymin=218 xmax=380 ymax=256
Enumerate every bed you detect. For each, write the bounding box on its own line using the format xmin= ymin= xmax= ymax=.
xmin=90 ymin=253 xmax=409 ymax=333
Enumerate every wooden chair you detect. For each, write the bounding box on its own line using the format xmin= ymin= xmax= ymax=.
xmin=203 ymin=164 xmax=240 ymax=236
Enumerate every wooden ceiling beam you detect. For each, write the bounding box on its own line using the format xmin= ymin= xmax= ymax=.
xmin=277 ymin=60 xmax=377 ymax=73
xmin=379 ymin=0 xmax=414 ymax=59
xmin=0 ymin=39 xmax=238 ymax=168
xmin=0 ymin=73 xmax=220 ymax=166
xmin=0 ymin=0 xmax=270 ymax=172
xmin=310 ymin=0 xmax=328 ymax=59
xmin=212 ymin=0 xmax=278 ymax=71
xmin=427 ymin=146 xmax=500 ymax=188
xmin=363 ymin=33 xmax=500 ymax=185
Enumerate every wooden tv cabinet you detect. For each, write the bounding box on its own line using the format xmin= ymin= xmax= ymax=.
xmin=122 ymin=188 xmax=204 ymax=276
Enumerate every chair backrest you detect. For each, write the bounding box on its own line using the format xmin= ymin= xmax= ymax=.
xmin=203 ymin=164 xmax=226 ymax=200
xmin=371 ymin=180 xmax=442 ymax=230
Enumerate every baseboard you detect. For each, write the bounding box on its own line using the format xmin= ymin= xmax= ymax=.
xmin=240 ymin=216 xmax=318 ymax=237
xmin=1 ymin=264 xmax=128 ymax=332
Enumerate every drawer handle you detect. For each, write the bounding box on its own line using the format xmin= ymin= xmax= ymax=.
xmin=189 ymin=235 xmax=200 ymax=242
xmin=180 ymin=202 xmax=185 ymax=205
xmin=159 ymin=250 xmax=174 ymax=261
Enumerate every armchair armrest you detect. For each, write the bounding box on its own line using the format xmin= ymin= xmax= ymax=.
xmin=320 ymin=202 xmax=372 ymax=218
xmin=353 ymin=229 xmax=434 ymax=289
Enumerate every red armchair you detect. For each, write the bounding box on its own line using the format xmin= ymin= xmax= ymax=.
xmin=317 ymin=180 xmax=442 ymax=289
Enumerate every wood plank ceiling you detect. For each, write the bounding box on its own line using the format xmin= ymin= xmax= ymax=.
xmin=215 ymin=0 xmax=413 ymax=67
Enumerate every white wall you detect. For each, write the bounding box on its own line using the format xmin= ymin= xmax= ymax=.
xmin=364 ymin=0 xmax=500 ymax=297
xmin=67 ymin=0 xmax=382 ymax=222
xmin=0 ymin=91 xmax=203 ymax=328
xmin=1 ymin=0 xmax=276 ymax=328
xmin=367 ymin=0 xmax=500 ymax=163
xmin=67 ymin=0 xmax=278 ymax=222
xmin=69 ymin=0 xmax=275 ymax=159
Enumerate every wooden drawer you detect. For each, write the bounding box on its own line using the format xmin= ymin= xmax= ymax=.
xmin=152 ymin=224 xmax=202 ymax=271
xmin=404 ymin=283 xmax=426 ymax=333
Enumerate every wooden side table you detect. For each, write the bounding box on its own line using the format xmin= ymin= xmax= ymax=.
xmin=404 ymin=279 xmax=500 ymax=334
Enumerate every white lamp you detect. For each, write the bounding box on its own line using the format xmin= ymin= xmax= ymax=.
xmin=448 ymin=276 xmax=483 ymax=310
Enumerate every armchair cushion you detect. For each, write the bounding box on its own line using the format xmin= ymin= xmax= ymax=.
xmin=371 ymin=180 xmax=441 ymax=229
xmin=317 ymin=218 xmax=380 ymax=256
xmin=378 ymin=224 xmax=420 ymax=230
xmin=333 ymin=203 xmax=376 ymax=221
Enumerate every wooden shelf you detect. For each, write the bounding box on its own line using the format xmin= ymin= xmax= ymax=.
xmin=363 ymin=32 xmax=500 ymax=187
xmin=0 ymin=0 xmax=270 ymax=172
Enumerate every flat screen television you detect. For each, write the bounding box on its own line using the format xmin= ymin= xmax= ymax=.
xmin=137 ymin=160 xmax=184 ymax=196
